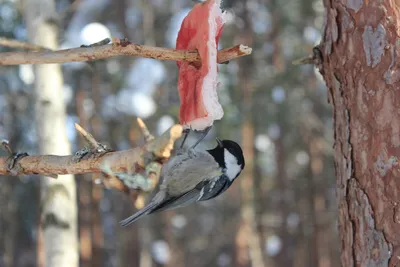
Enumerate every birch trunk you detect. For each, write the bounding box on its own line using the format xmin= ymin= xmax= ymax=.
xmin=23 ymin=1 xmax=78 ymax=266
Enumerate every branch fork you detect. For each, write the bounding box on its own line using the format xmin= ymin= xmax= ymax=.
xmin=0 ymin=119 xmax=183 ymax=197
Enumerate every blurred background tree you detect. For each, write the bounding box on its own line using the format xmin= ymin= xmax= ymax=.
xmin=0 ymin=0 xmax=338 ymax=267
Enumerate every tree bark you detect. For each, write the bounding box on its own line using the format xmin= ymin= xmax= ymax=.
xmin=23 ymin=0 xmax=78 ymax=266
xmin=319 ymin=0 xmax=399 ymax=265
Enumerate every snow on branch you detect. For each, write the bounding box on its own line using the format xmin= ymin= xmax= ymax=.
xmin=0 ymin=37 xmax=252 ymax=65
xmin=0 ymin=119 xmax=182 ymax=193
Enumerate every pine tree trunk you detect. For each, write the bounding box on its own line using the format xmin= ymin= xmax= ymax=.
xmin=319 ymin=0 xmax=398 ymax=265
xmin=23 ymin=1 xmax=78 ymax=267
xmin=237 ymin=3 xmax=266 ymax=265
xmin=233 ymin=6 xmax=263 ymax=267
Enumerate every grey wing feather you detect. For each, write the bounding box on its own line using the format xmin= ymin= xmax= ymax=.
xmin=119 ymin=201 xmax=158 ymax=227
xmin=151 ymin=186 xmax=203 ymax=213
xmin=161 ymin=151 xmax=223 ymax=196
xmin=119 ymin=187 xmax=202 ymax=226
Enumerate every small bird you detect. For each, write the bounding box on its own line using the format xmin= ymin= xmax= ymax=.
xmin=120 ymin=138 xmax=245 ymax=226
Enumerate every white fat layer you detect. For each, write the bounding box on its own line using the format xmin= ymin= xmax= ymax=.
xmin=224 ymin=148 xmax=242 ymax=181
xmin=203 ymin=0 xmax=224 ymax=119
xmin=184 ymin=117 xmax=213 ymax=131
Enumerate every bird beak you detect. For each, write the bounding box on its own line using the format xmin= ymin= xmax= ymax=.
xmin=216 ymin=138 xmax=223 ymax=147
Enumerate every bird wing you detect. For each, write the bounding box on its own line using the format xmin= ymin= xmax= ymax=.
xmin=161 ymin=151 xmax=223 ymax=197
xmin=152 ymin=175 xmax=230 ymax=213
xmin=150 ymin=185 xmax=205 ymax=213
xmin=119 ymin=152 xmax=227 ymax=226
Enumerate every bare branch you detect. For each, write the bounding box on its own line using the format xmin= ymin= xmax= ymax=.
xmin=292 ymin=46 xmax=323 ymax=66
xmin=1 ymin=140 xmax=12 ymax=155
xmin=0 ymin=37 xmax=51 ymax=51
xmin=80 ymin=38 xmax=111 ymax=48
xmin=74 ymin=123 xmax=102 ymax=149
xmin=292 ymin=55 xmax=314 ymax=65
xmin=137 ymin=118 xmax=154 ymax=143
xmin=0 ymin=124 xmax=183 ymax=176
xmin=0 ymin=38 xmax=252 ymax=65
xmin=147 ymin=124 xmax=183 ymax=158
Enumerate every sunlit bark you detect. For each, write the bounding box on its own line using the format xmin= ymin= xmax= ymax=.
xmin=319 ymin=0 xmax=399 ymax=265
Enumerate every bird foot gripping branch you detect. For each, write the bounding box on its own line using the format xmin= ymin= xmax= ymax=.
xmin=1 ymin=140 xmax=30 ymax=176
xmin=73 ymin=123 xmax=113 ymax=162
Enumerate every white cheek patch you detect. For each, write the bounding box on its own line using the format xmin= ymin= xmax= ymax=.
xmin=224 ymin=149 xmax=242 ymax=181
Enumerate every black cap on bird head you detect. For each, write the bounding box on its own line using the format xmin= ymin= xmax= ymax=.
xmin=207 ymin=138 xmax=245 ymax=176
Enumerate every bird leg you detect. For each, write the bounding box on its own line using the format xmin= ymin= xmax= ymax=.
xmin=188 ymin=147 xmax=197 ymax=159
xmin=179 ymin=128 xmax=191 ymax=149
xmin=178 ymin=126 xmax=212 ymax=155
xmin=190 ymin=126 xmax=212 ymax=150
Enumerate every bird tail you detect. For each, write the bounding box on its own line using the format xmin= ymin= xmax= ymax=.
xmin=119 ymin=201 xmax=158 ymax=227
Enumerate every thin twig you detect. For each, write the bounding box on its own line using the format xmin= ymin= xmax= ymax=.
xmin=0 ymin=38 xmax=252 ymax=65
xmin=74 ymin=123 xmax=99 ymax=148
xmin=1 ymin=140 xmax=12 ymax=155
xmin=0 ymin=37 xmax=51 ymax=51
xmin=137 ymin=118 xmax=154 ymax=142
xmin=292 ymin=46 xmax=323 ymax=66
xmin=292 ymin=55 xmax=314 ymax=65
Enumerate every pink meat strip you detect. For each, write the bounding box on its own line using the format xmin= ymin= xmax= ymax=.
xmin=176 ymin=0 xmax=225 ymax=131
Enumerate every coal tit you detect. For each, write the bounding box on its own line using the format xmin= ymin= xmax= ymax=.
xmin=120 ymin=138 xmax=245 ymax=226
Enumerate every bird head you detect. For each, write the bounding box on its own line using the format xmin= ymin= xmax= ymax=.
xmin=207 ymin=138 xmax=245 ymax=181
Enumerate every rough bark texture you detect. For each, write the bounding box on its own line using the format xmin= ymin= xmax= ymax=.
xmin=23 ymin=0 xmax=79 ymax=266
xmin=319 ymin=0 xmax=400 ymax=265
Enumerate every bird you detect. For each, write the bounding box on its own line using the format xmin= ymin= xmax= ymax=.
xmin=119 ymin=138 xmax=245 ymax=226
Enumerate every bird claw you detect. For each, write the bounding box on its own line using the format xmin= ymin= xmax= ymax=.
xmin=6 ymin=152 xmax=29 ymax=176
xmin=188 ymin=148 xmax=197 ymax=158
xmin=177 ymin=148 xmax=186 ymax=156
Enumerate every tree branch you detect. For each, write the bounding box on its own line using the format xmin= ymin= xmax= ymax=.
xmin=292 ymin=46 xmax=323 ymax=67
xmin=0 ymin=123 xmax=183 ymax=177
xmin=0 ymin=37 xmax=252 ymax=65
xmin=0 ymin=37 xmax=51 ymax=51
